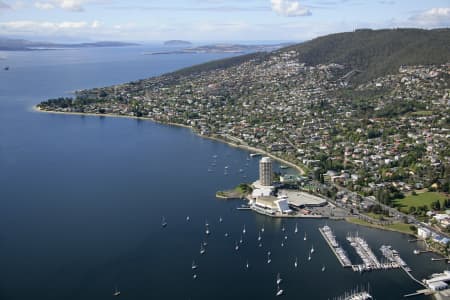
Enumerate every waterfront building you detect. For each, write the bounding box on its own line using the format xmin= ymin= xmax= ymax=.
xmin=417 ymin=227 xmax=431 ymax=239
xmin=259 ymin=157 xmax=273 ymax=187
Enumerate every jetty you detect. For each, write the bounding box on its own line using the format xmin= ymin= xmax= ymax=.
xmin=319 ymin=225 xmax=352 ymax=267
xmin=347 ymin=233 xmax=384 ymax=272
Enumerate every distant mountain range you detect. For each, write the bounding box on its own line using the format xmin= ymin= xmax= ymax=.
xmin=170 ymin=28 xmax=450 ymax=83
xmin=0 ymin=38 xmax=138 ymax=51
xmin=164 ymin=40 xmax=192 ymax=46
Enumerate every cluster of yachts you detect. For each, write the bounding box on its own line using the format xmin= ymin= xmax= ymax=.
xmin=162 ymin=216 xmax=326 ymax=297
xmin=207 ymin=154 xmax=249 ymax=177
xmin=319 ymin=225 xmax=352 ymax=267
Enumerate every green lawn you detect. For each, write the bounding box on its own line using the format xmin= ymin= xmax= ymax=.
xmin=346 ymin=218 xmax=416 ymax=235
xmin=394 ymin=192 xmax=446 ymax=213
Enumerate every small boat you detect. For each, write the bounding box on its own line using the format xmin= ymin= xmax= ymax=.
xmin=310 ymin=245 xmax=314 ymax=254
xmin=192 ymin=260 xmax=198 ymax=270
xmin=205 ymin=219 xmax=209 ymax=227
xmin=202 ymin=241 xmax=208 ymax=246
xmin=294 ymin=257 xmax=298 ymax=268
xmin=200 ymin=243 xmax=206 ymax=255
xmin=284 ymin=235 xmax=288 ymax=240
xmin=239 ymin=236 xmax=243 ymax=244
xmin=308 ymin=254 xmax=311 ymax=261
xmin=413 ymin=249 xmax=420 ymax=255
xmin=219 ymin=216 xmax=223 ymax=223
xmin=280 ymin=165 xmax=289 ymax=169
xmin=258 ymin=232 xmax=262 ymax=241
xmin=113 ymin=287 xmax=121 ymax=296
xmin=4 ymin=66 xmax=9 ymax=71
xmin=193 ymin=274 xmax=197 ymax=279
xmin=245 ymin=260 xmax=249 ymax=269
xmin=205 ymin=228 xmax=210 ymax=235
xmin=276 ymin=284 xmax=284 ymax=296
xmin=294 ymin=223 xmax=298 ymax=233
xmin=161 ymin=216 xmax=167 ymax=228
xmin=261 ymin=225 xmax=265 ymax=233
xmin=267 ymin=252 xmax=272 ymax=264
xmin=258 ymin=242 xmax=263 ymax=248
xmin=242 ymin=225 xmax=246 ymax=235
xmin=322 ymin=265 xmax=326 ymax=272
xmin=276 ymin=273 xmax=282 ymax=285
xmin=186 ymin=216 xmax=190 ymax=221
xmin=281 ymin=225 xmax=286 ymax=232
xmin=281 ymin=241 xmax=284 ymax=247
xmin=250 ymin=153 xmax=261 ymax=157
xmin=235 ymin=241 xmax=239 ymax=251
xmin=224 ymin=232 xmax=229 ymax=237
xmin=304 ymin=232 xmax=307 ymax=241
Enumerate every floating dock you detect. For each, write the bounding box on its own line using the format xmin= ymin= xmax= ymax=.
xmin=319 ymin=225 xmax=352 ymax=267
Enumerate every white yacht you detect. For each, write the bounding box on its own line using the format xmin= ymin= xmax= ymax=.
xmin=235 ymin=241 xmax=239 ymax=251
xmin=219 ymin=216 xmax=223 ymax=223
xmin=294 ymin=257 xmax=298 ymax=268
xmin=267 ymin=252 xmax=272 ymax=264
xmin=276 ymin=284 xmax=284 ymax=296
xmin=161 ymin=216 xmax=167 ymax=228
xmin=192 ymin=260 xmax=198 ymax=270
xmin=322 ymin=265 xmax=326 ymax=272
xmin=200 ymin=243 xmax=206 ymax=255
xmin=258 ymin=232 xmax=262 ymax=241
xmin=294 ymin=223 xmax=298 ymax=233
xmin=261 ymin=225 xmax=265 ymax=233
xmin=245 ymin=260 xmax=249 ymax=269
xmin=304 ymin=232 xmax=307 ymax=241
xmin=186 ymin=216 xmax=190 ymax=222
xmin=310 ymin=245 xmax=314 ymax=254
xmin=242 ymin=225 xmax=246 ymax=235
xmin=308 ymin=254 xmax=311 ymax=261
xmin=276 ymin=273 xmax=282 ymax=285
xmin=113 ymin=287 xmax=121 ymax=297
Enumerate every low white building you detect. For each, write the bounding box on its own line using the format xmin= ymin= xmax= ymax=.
xmin=418 ymin=227 xmax=431 ymax=239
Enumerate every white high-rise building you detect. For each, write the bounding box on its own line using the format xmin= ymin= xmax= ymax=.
xmin=259 ymin=157 xmax=273 ymax=186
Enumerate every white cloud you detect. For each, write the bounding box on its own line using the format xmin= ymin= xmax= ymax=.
xmin=34 ymin=0 xmax=86 ymax=12
xmin=35 ymin=1 xmax=55 ymax=9
xmin=0 ymin=20 xmax=90 ymax=33
xmin=409 ymin=7 xmax=450 ymax=27
xmin=271 ymin=0 xmax=311 ymax=17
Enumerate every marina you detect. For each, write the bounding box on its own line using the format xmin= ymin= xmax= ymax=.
xmin=319 ymin=225 xmax=352 ymax=267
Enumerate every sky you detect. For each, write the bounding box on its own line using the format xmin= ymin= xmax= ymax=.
xmin=0 ymin=0 xmax=449 ymax=42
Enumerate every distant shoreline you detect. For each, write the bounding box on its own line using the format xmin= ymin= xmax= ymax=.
xmin=33 ymin=105 xmax=304 ymax=174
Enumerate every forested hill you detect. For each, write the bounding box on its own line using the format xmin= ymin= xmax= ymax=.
xmin=169 ymin=28 xmax=450 ymax=83
xmin=279 ymin=28 xmax=450 ymax=83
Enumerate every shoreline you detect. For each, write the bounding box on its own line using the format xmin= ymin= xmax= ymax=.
xmin=33 ymin=105 xmax=304 ymax=174
xmin=346 ymin=217 xmax=417 ymax=236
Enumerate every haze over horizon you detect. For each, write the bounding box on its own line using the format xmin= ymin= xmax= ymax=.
xmin=0 ymin=0 xmax=449 ymax=43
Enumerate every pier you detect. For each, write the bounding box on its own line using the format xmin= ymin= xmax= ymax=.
xmin=347 ymin=234 xmax=386 ymax=272
xmin=319 ymin=226 xmax=352 ymax=268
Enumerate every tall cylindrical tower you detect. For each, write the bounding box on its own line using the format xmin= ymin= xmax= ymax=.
xmin=259 ymin=157 xmax=273 ymax=186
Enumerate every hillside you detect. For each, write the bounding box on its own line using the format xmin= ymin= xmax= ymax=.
xmin=166 ymin=28 xmax=449 ymax=83
xmin=279 ymin=28 xmax=450 ymax=83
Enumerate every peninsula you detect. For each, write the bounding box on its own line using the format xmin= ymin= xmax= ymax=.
xmin=37 ymin=28 xmax=450 ymax=254
xmin=0 ymin=37 xmax=138 ymax=51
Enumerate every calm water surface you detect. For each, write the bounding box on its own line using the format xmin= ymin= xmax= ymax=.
xmin=0 ymin=46 xmax=446 ymax=299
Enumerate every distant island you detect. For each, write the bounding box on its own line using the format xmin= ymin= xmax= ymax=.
xmin=164 ymin=40 xmax=192 ymax=46
xmin=145 ymin=43 xmax=293 ymax=55
xmin=0 ymin=38 xmax=139 ymax=51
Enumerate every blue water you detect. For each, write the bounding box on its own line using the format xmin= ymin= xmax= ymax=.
xmin=0 ymin=46 xmax=444 ymax=299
